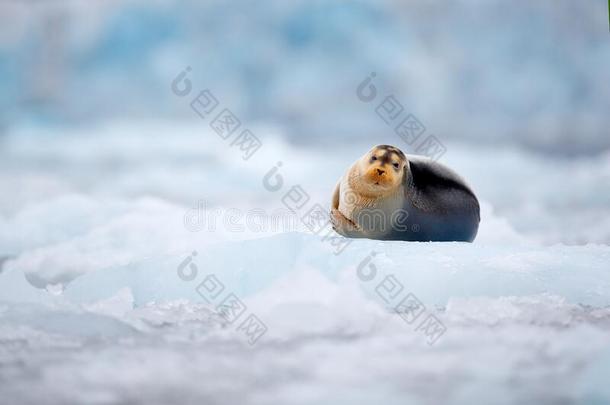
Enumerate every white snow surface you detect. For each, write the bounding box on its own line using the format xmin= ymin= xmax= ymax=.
xmin=1 ymin=122 xmax=610 ymax=405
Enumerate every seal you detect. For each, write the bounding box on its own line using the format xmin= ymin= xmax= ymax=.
xmin=331 ymin=145 xmax=480 ymax=242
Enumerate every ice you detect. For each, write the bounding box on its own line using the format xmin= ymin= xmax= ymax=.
xmin=2 ymin=230 xmax=610 ymax=404
xmin=0 ymin=264 xmax=52 ymax=304
xmin=1 ymin=123 xmax=610 ymax=404
xmin=2 ymin=0 xmax=609 ymax=401
xmin=39 ymin=233 xmax=607 ymax=310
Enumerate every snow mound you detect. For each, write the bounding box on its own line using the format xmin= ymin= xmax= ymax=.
xmin=2 ymin=231 xmax=610 ymax=405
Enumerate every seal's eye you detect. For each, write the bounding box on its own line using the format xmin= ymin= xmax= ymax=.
xmin=393 ymin=162 xmax=399 ymax=169
xmin=371 ymin=156 xmax=377 ymax=161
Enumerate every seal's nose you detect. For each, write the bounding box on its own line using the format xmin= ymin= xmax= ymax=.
xmin=376 ymin=168 xmax=385 ymax=176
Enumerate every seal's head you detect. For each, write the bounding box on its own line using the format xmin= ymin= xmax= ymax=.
xmin=351 ymin=145 xmax=408 ymax=197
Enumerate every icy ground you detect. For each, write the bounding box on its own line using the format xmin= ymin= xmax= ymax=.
xmin=1 ymin=123 xmax=610 ymax=404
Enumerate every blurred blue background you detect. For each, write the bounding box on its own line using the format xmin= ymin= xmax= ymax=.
xmin=2 ymin=4 xmax=610 ymax=403
xmin=1 ymin=0 xmax=609 ymax=246
xmin=1 ymin=0 xmax=609 ymax=154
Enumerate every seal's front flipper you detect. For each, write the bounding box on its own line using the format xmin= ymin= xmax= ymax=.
xmin=330 ymin=208 xmax=363 ymax=238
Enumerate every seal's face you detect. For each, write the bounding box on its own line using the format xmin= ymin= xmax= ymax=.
xmin=354 ymin=145 xmax=407 ymax=196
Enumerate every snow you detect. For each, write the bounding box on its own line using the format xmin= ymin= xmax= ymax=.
xmin=2 ymin=0 xmax=609 ymax=401
xmin=1 ymin=122 xmax=610 ymax=404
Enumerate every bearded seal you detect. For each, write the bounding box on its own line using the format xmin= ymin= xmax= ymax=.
xmin=330 ymin=145 xmax=480 ymax=242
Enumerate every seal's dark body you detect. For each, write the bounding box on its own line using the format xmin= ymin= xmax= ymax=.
xmin=332 ymin=147 xmax=480 ymax=243
xmin=349 ymin=156 xmax=480 ymax=242
xmin=386 ymin=157 xmax=480 ymax=242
